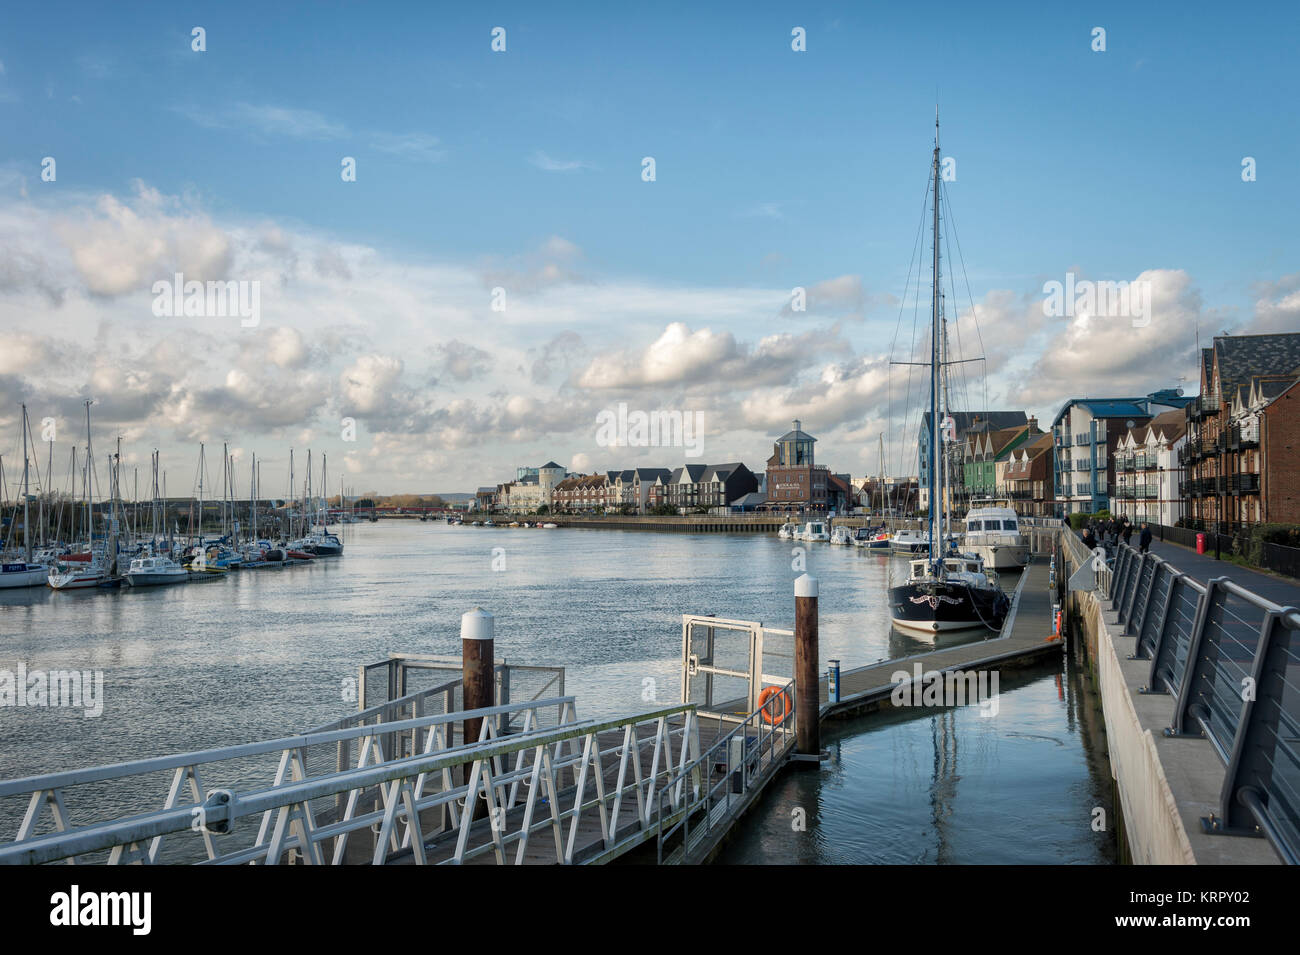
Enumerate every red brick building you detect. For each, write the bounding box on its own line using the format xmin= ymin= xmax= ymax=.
xmin=1183 ymin=333 xmax=1300 ymax=528
xmin=765 ymin=420 xmax=828 ymax=510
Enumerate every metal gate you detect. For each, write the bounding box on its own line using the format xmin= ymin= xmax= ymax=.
xmin=680 ymin=615 xmax=794 ymax=723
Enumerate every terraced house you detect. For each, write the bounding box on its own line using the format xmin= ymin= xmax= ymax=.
xmin=917 ymin=411 xmax=1028 ymax=513
xmin=551 ymin=473 xmax=609 ymax=513
xmin=960 ymin=420 xmax=1042 ymax=505
xmin=653 ymin=463 xmax=758 ymax=512
xmin=1051 ymin=389 xmax=1192 ymax=517
xmin=1183 ymin=333 xmax=1300 ymax=528
xmin=1111 ymin=410 xmax=1187 ymax=526
xmin=1001 ymin=433 xmax=1055 ymax=516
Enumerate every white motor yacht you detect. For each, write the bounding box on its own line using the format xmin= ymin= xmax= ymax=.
xmin=962 ymin=501 xmax=1030 ymax=570
xmin=798 ymin=521 xmax=830 ymax=542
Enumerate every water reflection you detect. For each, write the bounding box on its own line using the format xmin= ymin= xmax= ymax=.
xmin=715 ymin=659 xmax=1116 ymax=864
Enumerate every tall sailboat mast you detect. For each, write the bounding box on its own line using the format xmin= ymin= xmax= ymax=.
xmin=21 ymin=404 xmax=31 ymax=563
xmin=84 ymin=399 xmax=94 ymax=550
xmin=928 ymin=113 xmax=942 ymax=566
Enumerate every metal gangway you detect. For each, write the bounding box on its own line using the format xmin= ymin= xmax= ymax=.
xmin=0 ymin=693 xmax=710 ymax=865
xmin=0 ymin=618 xmax=802 ymax=866
xmin=656 ymin=615 xmax=798 ymax=863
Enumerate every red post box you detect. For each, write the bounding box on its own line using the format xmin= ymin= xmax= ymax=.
xmin=1196 ymin=532 xmax=1206 ymax=555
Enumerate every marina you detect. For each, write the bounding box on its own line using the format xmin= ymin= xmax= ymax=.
xmin=0 ymin=521 xmax=1077 ymax=861
xmin=1 ymin=7 xmax=1297 ymax=924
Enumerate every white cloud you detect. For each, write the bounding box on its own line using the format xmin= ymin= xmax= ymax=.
xmin=528 ymin=151 xmax=596 ymax=172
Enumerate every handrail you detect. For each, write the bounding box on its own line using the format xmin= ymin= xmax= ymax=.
xmin=655 ymin=679 xmax=795 ymax=863
xmin=1098 ymin=539 xmax=1300 ymax=865
xmin=0 ymin=702 xmax=697 ymax=866
xmin=0 ymin=696 xmax=575 ymax=798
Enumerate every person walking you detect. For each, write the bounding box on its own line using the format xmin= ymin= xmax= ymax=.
xmin=1139 ymin=522 xmax=1152 ymax=554
xmin=1122 ymin=519 xmax=1134 ymax=546
xmin=1082 ymin=524 xmax=1097 ymax=551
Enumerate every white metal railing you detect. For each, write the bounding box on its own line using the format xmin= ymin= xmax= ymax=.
xmin=0 ymin=696 xmax=592 ymax=865
xmin=656 ymin=680 xmax=796 ymax=864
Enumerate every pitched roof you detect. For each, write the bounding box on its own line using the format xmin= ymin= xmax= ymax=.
xmin=1129 ymin=408 xmax=1187 ymax=444
xmin=921 ymin=411 xmax=1028 ymax=436
xmin=774 ymin=421 xmax=816 ymax=443
xmin=539 ymin=461 xmax=563 ymax=470
xmin=1213 ymin=333 xmax=1300 ymax=396
xmin=1258 ymin=377 xmax=1297 ymax=402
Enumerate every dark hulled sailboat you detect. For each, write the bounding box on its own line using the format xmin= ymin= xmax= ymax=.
xmin=889 ymin=115 xmax=1009 ymax=635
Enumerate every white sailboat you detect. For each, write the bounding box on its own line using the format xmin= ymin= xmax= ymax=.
xmin=49 ymin=401 xmax=107 ymax=590
xmin=1 ymin=406 xmax=50 ymax=588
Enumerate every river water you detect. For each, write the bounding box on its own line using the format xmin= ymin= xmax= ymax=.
xmin=0 ymin=521 xmax=1113 ymax=863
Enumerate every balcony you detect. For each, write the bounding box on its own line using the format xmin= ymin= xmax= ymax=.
xmin=1117 ymin=457 xmax=1135 ymax=472
xmin=1230 ymin=472 xmax=1260 ymax=494
xmin=1192 ymin=394 xmax=1221 ymax=420
xmin=1228 ymin=423 xmax=1260 ymax=450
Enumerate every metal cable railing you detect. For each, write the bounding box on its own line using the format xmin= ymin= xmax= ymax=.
xmin=1100 ymin=540 xmax=1300 ymax=864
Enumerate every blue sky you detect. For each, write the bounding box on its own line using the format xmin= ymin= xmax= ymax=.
xmin=1 ymin=2 xmax=1297 ymax=491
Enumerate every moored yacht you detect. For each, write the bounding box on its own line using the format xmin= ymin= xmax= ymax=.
xmin=798 ymin=521 xmax=829 ymax=542
xmin=891 ymin=553 xmax=1010 ymax=634
xmin=126 ymin=554 xmax=188 ymax=586
xmin=777 ymin=522 xmax=799 ymax=540
xmin=887 ymin=114 xmax=1010 ymax=636
xmin=0 ymin=561 xmax=50 ymax=588
xmin=889 ymin=528 xmax=930 ymax=554
xmin=48 ymin=559 xmax=107 ymax=590
xmin=852 ymin=527 xmax=891 ymax=549
xmin=962 ymin=501 xmax=1029 ymax=570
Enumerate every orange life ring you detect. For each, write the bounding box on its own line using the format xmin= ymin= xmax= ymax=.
xmin=757 ymin=685 xmax=792 ymax=725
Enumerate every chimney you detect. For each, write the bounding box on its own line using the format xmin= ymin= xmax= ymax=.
xmin=1028 ymin=415 xmax=1038 ymax=432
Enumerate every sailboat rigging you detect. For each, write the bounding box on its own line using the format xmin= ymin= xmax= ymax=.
xmin=888 ymin=115 xmax=1010 ymax=635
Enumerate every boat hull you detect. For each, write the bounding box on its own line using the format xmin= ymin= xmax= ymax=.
xmin=126 ymin=572 xmax=188 ymax=587
xmin=0 ymin=564 xmax=49 ymax=588
xmin=966 ymin=543 xmax=1030 ymax=570
xmin=47 ymin=571 xmax=106 ymax=590
xmin=889 ymin=580 xmax=1009 ymax=634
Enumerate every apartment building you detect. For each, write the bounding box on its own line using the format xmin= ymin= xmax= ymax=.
xmin=1051 ymin=389 xmax=1192 ymax=516
xmin=1111 ymin=410 xmax=1187 ymax=526
xmin=1183 ymin=333 xmax=1300 ymax=528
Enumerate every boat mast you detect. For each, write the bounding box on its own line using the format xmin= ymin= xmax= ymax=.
xmin=288 ymin=449 xmax=295 ymax=540
xmin=83 ymin=399 xmax=93 ymax=551
xmin=928 ymin=112 xmax=942 ymax=569
xmin=197 ymin=442 xmax=205 ymax=546
xmin=21 ymin=404 xmax=31 ymax=562
xmin=249 ymin=452 xmax=255 ymax=544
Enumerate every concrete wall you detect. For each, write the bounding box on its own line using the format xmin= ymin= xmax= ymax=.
xmin=1063 ymin=534 xmax=1279 ymax=864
